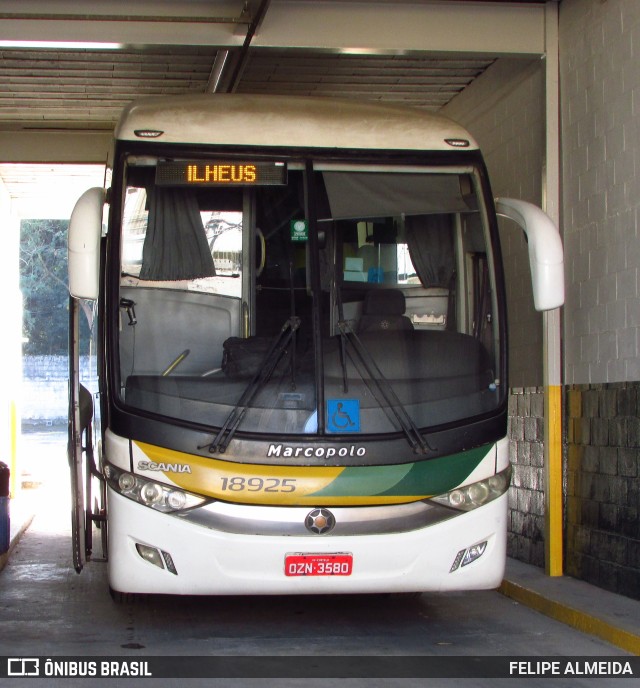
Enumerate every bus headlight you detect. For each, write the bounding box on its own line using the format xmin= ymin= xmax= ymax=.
xmin=140 ymin=482 xmax=163 ymax=506
xmin=105 ymin=463 xmax=207 ymax=513
xmin=167 ymin=490 xmax=187 ymax=510
xmin=430 ymin=465 xmax=511 ymax=512
xmin=118 ymin=472 xmax=136 ymax=491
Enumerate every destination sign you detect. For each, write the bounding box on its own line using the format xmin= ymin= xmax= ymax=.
xmin=156 ymin=161 xmax=287 ymax=186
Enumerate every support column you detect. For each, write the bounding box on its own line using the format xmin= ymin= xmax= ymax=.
xmin=543 ymin=1 xmax=563 ymax=577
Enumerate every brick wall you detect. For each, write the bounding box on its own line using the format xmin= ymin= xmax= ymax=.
xmin=507 ymin=382 xmax=640 ymax=600
xmin=566 ymin=383 xmax=640 ymax=600
xmin=507 ymin=388 xmax=546 ymax=568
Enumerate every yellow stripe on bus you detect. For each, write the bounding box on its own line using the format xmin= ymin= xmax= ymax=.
xmin=135 ymin=441 xmax=362 ymax=505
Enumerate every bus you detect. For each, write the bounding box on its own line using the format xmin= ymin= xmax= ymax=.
xmin=67 ymin=94 xmax=563 ymax=597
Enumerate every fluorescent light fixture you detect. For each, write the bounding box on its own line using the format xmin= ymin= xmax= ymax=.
xmin=338 ymin=47 xmax=384 ymax=56
xmin=0 ymin=41 xmax=122 ymax=49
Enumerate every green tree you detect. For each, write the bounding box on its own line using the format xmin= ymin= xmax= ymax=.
xmin=20 ymin=219 xmax=70 ymax=355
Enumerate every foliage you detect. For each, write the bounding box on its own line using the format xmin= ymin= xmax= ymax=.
xmin=20 ymin=219 xmax=71 ymax=355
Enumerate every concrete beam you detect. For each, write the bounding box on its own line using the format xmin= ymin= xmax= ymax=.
xmin=0 ymin=130 xmax=111 ymax=163
xmin=0 ymin=0 xmax=547 ymax=55
xmin=0 ymin=0 xmax=247 ymax=47
xmin=255 ymin=1 xmax=547 ymax=56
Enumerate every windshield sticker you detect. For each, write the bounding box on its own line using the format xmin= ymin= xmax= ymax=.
xmin=327 ymin=399 xmax=360 ymax=433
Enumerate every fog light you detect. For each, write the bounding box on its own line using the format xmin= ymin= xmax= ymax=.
xmin=450 ymin=549 xmax=466 ymax=572
xmin=135 ymin=543 xmax=164 ymax=569
xmin=461 ymin=541 xmax=487 ymax=567
xmin=161 ymin=550 xmax=178 ymax=575
xmin=450 ymin=541 xmax=488 ymax=572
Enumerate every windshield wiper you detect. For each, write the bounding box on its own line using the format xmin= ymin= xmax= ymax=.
xmin=202 ymin=316 xmax=301 ymax=454
xmin=337 ymin=320 xmax=434 ymax=455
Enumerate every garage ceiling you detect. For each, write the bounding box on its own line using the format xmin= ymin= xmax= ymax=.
xmin=0 ymin=46 xmax=219 ymax=129
xmin=0 ymin=45 xmax=496 ymax=127
xmin=0 ymin=0 xmax=550 ymax=132
xmin=0 ymin=0 xmax=552 ymax=215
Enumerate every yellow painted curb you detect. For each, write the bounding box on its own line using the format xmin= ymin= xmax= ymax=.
xmin=499 ymin=579 xmax=640 ymax=655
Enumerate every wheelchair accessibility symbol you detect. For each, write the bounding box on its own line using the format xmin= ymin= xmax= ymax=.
xmin=327 ymin=399 xmax=360 ymax=433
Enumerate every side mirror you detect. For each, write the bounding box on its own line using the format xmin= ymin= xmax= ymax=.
xmin=68 ymin=187 xmax=105 ymax=300
xmin=495 ymin=197 xmax=564 ymax=311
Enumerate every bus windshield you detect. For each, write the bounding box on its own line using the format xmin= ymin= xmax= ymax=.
xmin=117 ymin=155 xmax=503 ymax=441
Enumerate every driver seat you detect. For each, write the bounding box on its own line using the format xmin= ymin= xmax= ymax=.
xmin=357 ymin=289 xmax=413 ymax=333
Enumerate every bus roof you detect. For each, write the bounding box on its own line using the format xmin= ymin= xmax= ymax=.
xmin=115 ymin=94 xmax=478 ymax=152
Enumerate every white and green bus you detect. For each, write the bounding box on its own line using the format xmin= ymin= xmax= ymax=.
xmin=68 ymin=94 xmax=563 ymax=597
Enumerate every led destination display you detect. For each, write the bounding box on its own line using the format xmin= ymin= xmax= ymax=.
xmin=156 ymin=161 xmax=287 ymax=186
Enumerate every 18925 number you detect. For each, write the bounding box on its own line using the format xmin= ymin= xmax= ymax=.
xmin=220 ymin=476 xmax=297 ymax=493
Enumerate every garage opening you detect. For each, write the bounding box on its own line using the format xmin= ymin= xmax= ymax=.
xmin=0 ymin=163 xmax=104 ymax=494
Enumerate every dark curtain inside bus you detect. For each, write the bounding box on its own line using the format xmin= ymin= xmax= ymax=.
xmin=322 ymin=172 xmax=470 ymax=219
xmin=139 ymin=187 xmax=216 ymax=281
xmin=404 ymin=214 xmax=455 ymax=288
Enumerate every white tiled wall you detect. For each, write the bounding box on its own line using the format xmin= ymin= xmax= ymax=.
xmin=561 ymin=0 xmax=640 ymax=384
xmin=444 ymin=0 xmax=640 ymax=386
xmin=442 ymin=58 xmax=545 ymax=387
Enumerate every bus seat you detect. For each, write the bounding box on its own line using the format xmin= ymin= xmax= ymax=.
xmin=357 ymin=289 xmax=413 ymax=333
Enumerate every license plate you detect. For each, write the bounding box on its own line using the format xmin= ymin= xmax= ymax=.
xmin=285 ymin=553 xmax=353 ymax=577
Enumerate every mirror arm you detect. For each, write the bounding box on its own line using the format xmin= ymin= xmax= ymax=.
xmin=495 ymin=197 xmax=564 ymax=311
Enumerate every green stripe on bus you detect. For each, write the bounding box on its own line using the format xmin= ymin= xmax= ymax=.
xmin=309 ymin=444 xmax=492 ymax=498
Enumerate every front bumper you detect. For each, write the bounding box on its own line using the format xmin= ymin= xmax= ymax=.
xmin=107 ymin=488 xmax=507 ymax=596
